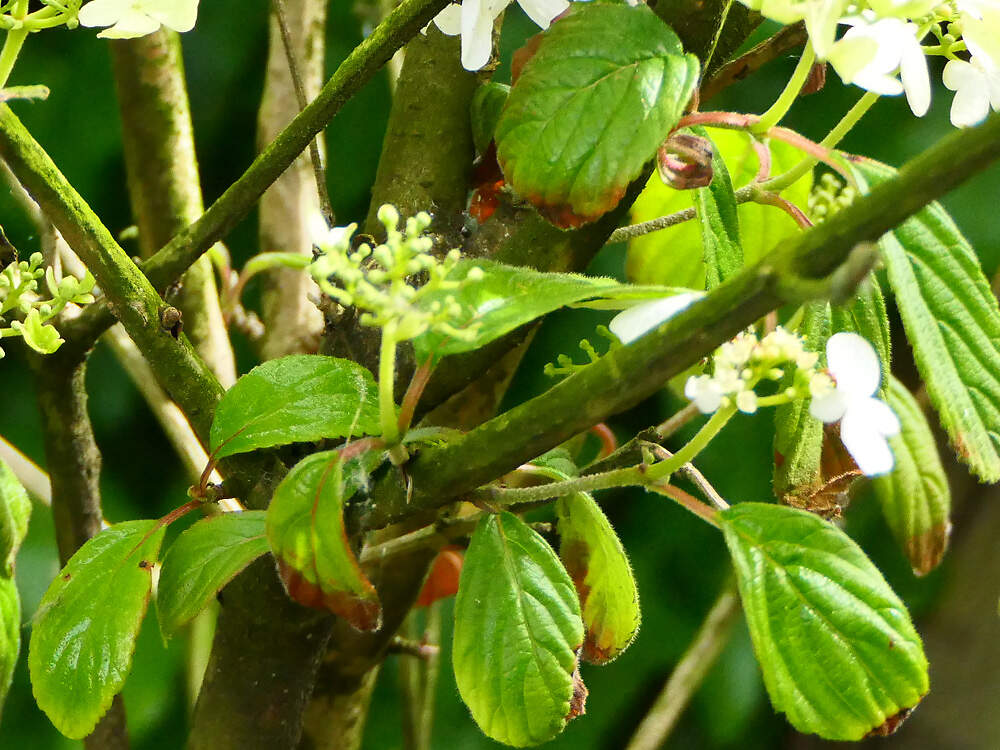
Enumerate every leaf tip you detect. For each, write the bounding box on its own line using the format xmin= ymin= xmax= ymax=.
xmin=906 ymin=521 xmax=952 ymax=577
xmin=864 ymin=705 xmax=918 ymax=738
xmin=276 ymin=560 xmax=383 ymax=632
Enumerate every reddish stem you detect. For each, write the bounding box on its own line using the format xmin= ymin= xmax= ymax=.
xmin=754 ymin=191 xmax=813 ymax=229
xmin=397 ymin=359 xmax=434 ymax=435
xmin=589 ymin=423 xmax=618 ymax=459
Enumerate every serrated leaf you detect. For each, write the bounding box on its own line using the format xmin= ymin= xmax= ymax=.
xmin=471 ymin=82 xmax=509 ymax=155
xmin=720 ymin=502 xmax=928 ymax=741
xmin=209 ymin=355 xmax=381 ymax=459
xmin=629 ymin=130 xmax=812 ymax=290
xmin=831 ymin=275 xmax=892 ymax=387
xmin=773 ymin=301 xmax=830 ymax=501
xmin=413 ymin=259 xmax=623 ymax=362
xmin=872 ymin=376 xmax=951 ymax=576
xmin=851 ymin=158 xmax=1000 ymax=481
xmin=453 ymin=512 xmax=584 ymax=747
xmin=0 ymin=456 xmax=31 ymax=574
xmin=266 ymin=451 xmax=381 ymax=631
xmin=556 ymin=493 xmax=639 ymax=664
xmin=156 ymin=511 xmax=270 ymax=637
xmin=0 ymin=577 xmax=18 ymax=722
xmin=29 ymin=520 xmax=165 ymax=739
xmin=530 ymin=447 xmax=580 ymax=480
xmin=692 ymin=127 xmax=743 ymax=290
xmin=495 ymin=3 xmax=699 ymax=228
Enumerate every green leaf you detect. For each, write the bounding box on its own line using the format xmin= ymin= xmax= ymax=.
xmin=556 ymin=493 xmax=640 ymax=664
xmin=0 ymin=577 xmax=19 ymax=722
xmin=629 ymin=130 xmax=812 ymax=290
xmin=413 ymin=259 xmax=624 ymax=362
xmin=872 ymin=376 xmax=951 ymax=576
xmin=720 ymin=502 xmax=928 ymax=741
xmin=156 ymin=511 xmax=270 ymax=637
xmin=454 ymin=512 xmax=584 ymax=747
xmin=495 ymin=3 xmax=698 ymax=228
xmin=29 ymin=520 xmax=165 ymax=740
xmin=0 ymin=457 xmax=31 ymax=574
xmin=209 ymin=355 xmax=381 ymax=459
xmin=266 ymin=451 xmax=381 ymax=631
xmin=852 ymin=158 xmax=1000 ymax=481
xmin=773 ymin=301 xmax=830 ymax=501
xmin=831 ymin=275 xmax=892 ymax=387
xmin=17 ymin=308 xmax=63 ymax=354
xmin=471 ymin=82 xmax=509 ymax=155
xmin=692 ymin=127 xmax=743 ymax=290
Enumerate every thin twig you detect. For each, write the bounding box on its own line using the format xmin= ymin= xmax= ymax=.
xmin=273 ymin=0 xmax=334 ymax=225
xmin=655 ymin=402 xmax=701 ymax=441
xmin=700 ymin=22 xmax=808 ymax=102
xmin=0 ymin=434 xmax=50 ymax=505
xmin=626 ymin=578 xmax=741 ymax=750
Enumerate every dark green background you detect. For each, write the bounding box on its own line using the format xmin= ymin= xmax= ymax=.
xmin=1 ymin=5 xmax=997 ymax=748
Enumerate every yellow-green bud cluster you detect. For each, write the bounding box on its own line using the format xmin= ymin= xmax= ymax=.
xmin=808 ymin=173 xmax=857 ymax=223
xmin=0 ymin=252 xmax=95 ymax=358
xmin=309 ymin=205 xmax=483 ymax=343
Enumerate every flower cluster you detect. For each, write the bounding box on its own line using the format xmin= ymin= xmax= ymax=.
xmin=432 ymin=0 xmax=569 ymax=71
xmin=309 ymin=206 xmax=482 ymax=343
xmin=77 ymin=0 xmax=199 ymax=38
xmin=0 ymin=252 xmax=95 ymax=358
xmin=741 ymin=0 xmax=1000 ymax=126
xmin=683 ymin=327 xmax=821 ymax=416
xmin=808 ymin=172 xmax=857 ymax=222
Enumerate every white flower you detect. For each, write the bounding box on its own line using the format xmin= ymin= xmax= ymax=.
xmin=433 ymin=0 xmax=569 ymax=71
xmin=685 ymin=374 xmax=725 ymax=413
xmin=809 ymin=332 xmax=900 ymax=476
xmin=608 ymin=292 xmax=701 ymax=345
xmin=943 ymin=54 xmax=1000 ymax=127
xmin=829 ymin=17 xmax=931 ymax=116
xmin=78 ymin=0 xmax=199 ymax=38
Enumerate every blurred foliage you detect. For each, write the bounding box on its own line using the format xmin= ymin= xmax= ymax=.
xmin=0 ymin=6 xmax=993 ymax=750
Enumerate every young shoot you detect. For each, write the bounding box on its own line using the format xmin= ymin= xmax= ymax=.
xmin=309 ymin=205 xmax=483 ymax=446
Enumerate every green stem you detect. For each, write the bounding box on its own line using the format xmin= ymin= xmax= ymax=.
xmin=477 ymin=465 xmax=645 ymax=506
xmin=752 ymin=43 xmax=816 ymax=133
xmin=763 ymin=90 xmax=880 ymax=192
xmin=646 ymin=405 xmax=736 ymax=482
xmin=0 ymin=0 xmax=28 ymax=89
xmin=380 ymin=322 xmax=401 ymax=445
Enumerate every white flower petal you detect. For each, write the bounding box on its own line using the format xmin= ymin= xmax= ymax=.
xmin=97 ymin=12 xmax=161 ymax=37
xmin=864 ymin=396 xmax=901 ymax=436
xmin=840 ymin=405 xmax=896 ymax=475
xmin=148 ymin=0 xmax=199 ymax=33
xmin=78 ymin=0 xmax=133 ymax=26
xmin=608 ymin=293 xmax=700 ymax=345
xmin=810 ymin=388 xmax=849 ymax=423
xmin=826 ymin=332 xmax=881 ymax=397
xmin=460 ymin=0 xmax=502 ymax=71
xmin=898 ymin=33 xmax=930 ymax=115
xmin=433 ymin=4 xmax=463 ymax=35
xmin=517 ymin=0 xmax=568 ymax=29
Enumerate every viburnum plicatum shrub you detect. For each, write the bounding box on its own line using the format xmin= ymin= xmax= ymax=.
xmin=0 ymin=0 xmax=998 ymax=746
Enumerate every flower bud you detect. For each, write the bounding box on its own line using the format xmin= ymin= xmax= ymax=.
xmin=656 ymin=133 xmax=714 ymax=190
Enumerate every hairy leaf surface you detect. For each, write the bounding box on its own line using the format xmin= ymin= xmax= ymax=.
xmin=720 ymin=503 xmax=928 ymax=740
xmin=210 ymin=355 xmax=381 ymax=459
xmin=495 ymin=3 xmax=698 ymax=228
xmin=872 ymin=376 xmax=951 ymax=575
xmin=453 ymin=512 xmax=584 ymax=746
xmin=852 ymin=158 xmax=1000 ymax=481
xmin=29 ymin=521 xmax=165 ymax=739
xmin=0 ymin=458 xmax=30 ymax=718
xmin=693 ymin=127 xmax=743 ymax=290
xmin=157 ymin=511 xmax=269 ymax=636
xmin=556 ymin=492 xmax=640 ymax=664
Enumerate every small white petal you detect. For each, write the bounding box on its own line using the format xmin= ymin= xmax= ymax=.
xmin=608 ymin=293 xmax=700 ymax=344
xmin=96 ymin=12 xmax=160 ymax=37
xmin=736 ymin=390 xmax=758 ymax=414
xmin=460 ymin=0 xmax=502 ymax=71
xmin=517 ymin=0 xmax=568 ymax=29
xmin=433 ymin=4 xmax=463 ymax=35
xmin=78 ymin=0 xmax=133 ymax=26
xmin=898 ymin=33 xmax=930 ymax=115
xmin=149 ymin=0 xmax=199 ymax=32
xmin=810 ymin=389 xmax=849 ymax=422
xmin=685 ymin=376 xmax=723 ymax=414
xmin=826 ymin=332 xmax=881 ymax=397
xmin=840 ymin=406 xmax=896 ymax=475
xmin=864 ymin=396 xmax=901 ymax=436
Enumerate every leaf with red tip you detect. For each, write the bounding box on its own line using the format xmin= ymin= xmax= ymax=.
xmin=872 ymin=376 xmax=951 ymax=576
xmin=556 ymin=492 xmax=640 ymax=664
xmin=495 ymin=3 xmax=698 ymax=228
xmin=415 ymin=547 xmax=463 ymax=608
xmin=267 ymin=451 xmax=381 ymax=631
